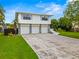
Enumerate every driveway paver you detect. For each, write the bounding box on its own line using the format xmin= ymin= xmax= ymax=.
xmin=22 ymin=33 xmax=79 ymax=59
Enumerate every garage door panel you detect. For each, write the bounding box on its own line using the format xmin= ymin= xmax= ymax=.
xmin=20 ymin=24 xmax=48 ymax=34
xmin=41 ymin=25 xmax=48 ymax=33
xmin=20 ymin=24 xmax=30 ymax=34
xmin=32 ymin=24 xmax=39 ymax=33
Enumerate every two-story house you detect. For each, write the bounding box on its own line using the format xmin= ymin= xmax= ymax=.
xmin=15 ymin=12 xmax=52 ymax=34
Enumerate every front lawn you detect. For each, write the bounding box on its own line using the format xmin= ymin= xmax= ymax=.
xmin=0 ymin=34 xmax=38 ymax=59
xmin=59 ymin=31 xmax=79 ymax=39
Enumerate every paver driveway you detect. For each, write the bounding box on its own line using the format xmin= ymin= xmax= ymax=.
xmin=22 ymin=33 xmax=79 ymax=59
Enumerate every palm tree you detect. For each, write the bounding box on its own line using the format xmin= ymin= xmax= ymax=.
xmin=0 ymin=4 xmax=5 ymax=32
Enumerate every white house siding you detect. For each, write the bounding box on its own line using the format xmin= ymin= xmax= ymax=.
xmin=32 ymin=24 xmax=40 ymax=33
xmin=17 ymin=13 xmax=52 ymax=34
xmin=18 ymin=14 xmax=51 ymax=24
xmin=20 ymin=24 xmax=30 ymax=34
xmin=41 ymin=24 xmax=48 ymax=33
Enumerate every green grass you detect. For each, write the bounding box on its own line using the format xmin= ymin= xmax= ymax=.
xmin=59 ymin=31 xmax=79 ymax=39
xmin=0 ymin=34 xmax=38 ymax=59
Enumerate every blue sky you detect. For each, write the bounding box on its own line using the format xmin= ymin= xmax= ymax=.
xmin=0 ymin=0 xmax=73 ymax=23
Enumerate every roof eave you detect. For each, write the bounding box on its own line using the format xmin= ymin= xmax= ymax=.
xmin=16 ymin=12 xmax=53 ymax=16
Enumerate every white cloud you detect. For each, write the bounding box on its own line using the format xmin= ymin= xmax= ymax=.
xmin=67 ymin=0 xmax=76 ymax=2
xmin=36 ymin=3 xmax=65 ymax=19
xmin=36 ymin=2 xmax=47 ymax=8
xmin=45 ymin=4 xmax=65 ymax=19
xmin=66 ymin=0 xmax=77 ymax=5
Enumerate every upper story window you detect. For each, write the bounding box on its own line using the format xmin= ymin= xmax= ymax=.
xmin=22 ymin=14 xmax=32 ymax=20
xmin=41 ymin=16 xmax=48 ymax=21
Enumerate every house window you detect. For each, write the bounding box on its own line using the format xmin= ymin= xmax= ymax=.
xmin=23 ymin=14 xmax=31 ymax=20
xmin=41 ymin=16 xmax=48 ymax=21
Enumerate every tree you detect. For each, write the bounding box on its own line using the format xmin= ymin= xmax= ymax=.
xmin=64 ymin=1 xmax=74 ymax=20
xmin=0 ymin=4 xmax=5 ymax=22
xmin=59 ymin=17 xmax=72 ymax=31
xmin=51 ymin=19 xmax=59 ymax=31
xmin=64 ymin=0 xmax=79 ymax=31
xmin=0 ymin=4 xmax=5 ymax=32
xmin=6 ymin=23 xmax=14 ymax=29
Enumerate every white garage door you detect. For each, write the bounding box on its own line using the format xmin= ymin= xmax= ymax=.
xmin=41 ymin=25 xmax=48 ymax=33
xmin=20 ymin=24 xmax=30 ymax=34
xmin=32 ymin=24 xmax=39 ymax=33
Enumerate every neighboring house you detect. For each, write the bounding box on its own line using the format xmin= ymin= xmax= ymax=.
xmin=0 ymin=25 xmax=2 ymax=32
xmin=0 ymin=21 xmax=3 ymax=32
xmin=15 ymin=12 xmax=52 ymax=34
xmin=72 ymin=21 xmax=79 ymax=32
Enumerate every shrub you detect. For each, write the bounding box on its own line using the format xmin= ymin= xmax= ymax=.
xmin=4 ymin=28 xmax=18 ymax=36
xmin=51 ymin=19 xmax=59 ymax=31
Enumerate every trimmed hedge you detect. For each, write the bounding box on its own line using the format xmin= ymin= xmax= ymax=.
xmin=4 ymin=28 xmax=18 ymax=35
